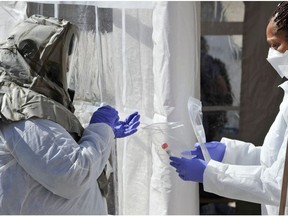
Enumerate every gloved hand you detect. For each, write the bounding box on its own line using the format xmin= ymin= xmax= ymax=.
xmin=182 ymin=141 xmax=226 ymax=162
xmin=89 ymin=105 xmax=119 ymax=128
xmin=170 ymin=156 xmax=207 ymax=182
xmin=114 ymin=112 xmax=140 ymax=138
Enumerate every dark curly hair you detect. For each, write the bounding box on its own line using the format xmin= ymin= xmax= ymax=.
xmin=272 ymin=1 xmax=288 ymax=33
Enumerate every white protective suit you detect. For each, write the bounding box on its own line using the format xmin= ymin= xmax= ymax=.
xmin=203 ymin=81 xmax=288 ymax=215
xmin=0 ymin=118 xmax=113 ymax=214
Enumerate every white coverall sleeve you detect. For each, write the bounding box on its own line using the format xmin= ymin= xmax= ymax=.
xmin=204 ymin=139 xmax=285 ymax=206
xmin=221 ymin=137 xmax=261 ymax=165
xmin=5 ymin=119 xmax=114 ymax=199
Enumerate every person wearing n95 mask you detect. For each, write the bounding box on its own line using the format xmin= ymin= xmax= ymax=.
xmin=0 ymin=15 xmax=140 ymax=214
xmin=170 ymin=2 xmax=288 ymax=215
xmin=267 ymin=47 xmax=288 ymax=78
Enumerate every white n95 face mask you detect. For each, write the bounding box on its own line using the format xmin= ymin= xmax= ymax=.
xmin=267 ymin=47 xmax=288 ymax=78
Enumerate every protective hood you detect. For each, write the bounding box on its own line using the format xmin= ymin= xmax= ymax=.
xmin=0 ymin=14 xmax=83 ymax=137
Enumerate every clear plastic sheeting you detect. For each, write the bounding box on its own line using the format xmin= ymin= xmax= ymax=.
xmin=142 ymin=122 xmax=189 ymax=158
xmin=0 ymin=2 xmax=27 ymax=42
xmin=188 ymin=97 xmax=211 ymax=161
xmin=2 ymin=1 xmax=200 ymax=214
xmin=139 ymin=122 xmax=192 ymax=214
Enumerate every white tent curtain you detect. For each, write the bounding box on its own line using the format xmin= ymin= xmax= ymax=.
xmin=0 ymin=1 xmax=200 ymax=214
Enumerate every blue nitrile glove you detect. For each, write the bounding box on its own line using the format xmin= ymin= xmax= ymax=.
xmin=114 ymin=112 xmax=140 ymax=138
xmin=170 ymin=156 xmax=207 ymax=182
xmin=89 ymin=105 xmax=119 ymax=128
xmin=182 ymin=141 xmax=226 ymax=162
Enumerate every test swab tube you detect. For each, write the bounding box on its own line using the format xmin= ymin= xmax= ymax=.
xmin=162 ymin=143 xmax=172 ymax=156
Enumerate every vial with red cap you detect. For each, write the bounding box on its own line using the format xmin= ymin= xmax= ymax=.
xmin=161 ymin=143 xmax=172 ymax=156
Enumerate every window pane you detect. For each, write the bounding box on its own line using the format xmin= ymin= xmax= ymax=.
xmin=203 ymin=109 xmax=239 ymax=141
xmin=201 ymin=35 xmax=242 ymax=106
xmin=201 ymin=35 xmax=241 ymax=141
xmin=201 ymin=1 xmax=244 ymax=22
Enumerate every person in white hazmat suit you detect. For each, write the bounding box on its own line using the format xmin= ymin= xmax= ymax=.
xmin=0 ymin=15 xmax=140 ymax=214
xmin=170 ymin=2 xmax=288 ymax=215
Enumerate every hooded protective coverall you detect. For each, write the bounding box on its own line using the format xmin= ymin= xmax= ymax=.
xmin=203 ymin=81 xmax=288 ymax=215
xmin=0 ymin=15 xmax=112 ymax=214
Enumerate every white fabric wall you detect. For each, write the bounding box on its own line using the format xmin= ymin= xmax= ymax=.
xmin=161 ymin=2 xmax=200 ymax=214
xmin=104 ymin=2 xmax=200 ymax=214
xmin=0 ymin=1 xmax=200 ymax=214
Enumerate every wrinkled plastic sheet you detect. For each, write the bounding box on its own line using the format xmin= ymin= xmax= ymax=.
xmin=0 ymin=2 xmax=27 ymax=42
